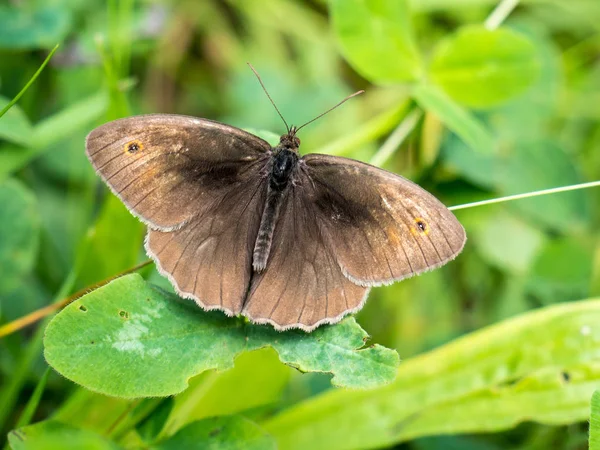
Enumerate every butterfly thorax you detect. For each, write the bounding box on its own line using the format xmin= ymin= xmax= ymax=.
xmin=271 ymin=150 xmax=299 ymax=190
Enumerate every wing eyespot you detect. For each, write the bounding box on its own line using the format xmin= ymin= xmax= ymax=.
xmin=411 ymin=217 xmax=430 ymax=236
xmin=125 ymin=141 xmax=144 ymax=154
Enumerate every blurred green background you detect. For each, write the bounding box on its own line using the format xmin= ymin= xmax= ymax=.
xmin=1 ymin=0 xmax=599 ymax=449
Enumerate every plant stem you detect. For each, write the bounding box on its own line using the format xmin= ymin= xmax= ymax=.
xmin=0 ymin=260 xmax=152 ymax=339
xmin=485 ymin=0 xmax=520 ymax=30
xmin=449 ymin=180 xmax=600 ymax=211
xmin=370 ymin=108 xmax=423 ymax=167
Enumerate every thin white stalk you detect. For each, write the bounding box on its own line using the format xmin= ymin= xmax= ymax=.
xmin=485 ymin=0 xmax=520 ymax=30
xmin=449 ymin=180 xmax=600 ymax=211
xmin=370 ymin=108 xmax=423 ymax=167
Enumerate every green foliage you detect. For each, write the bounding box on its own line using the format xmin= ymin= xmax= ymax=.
xmin=591 ymin=391 xmax=600 ymax=450
xmin=330 ymin=0 xmax=422 ymax=83
xmin=44 ymin=274 xmax=399 ymax=396
xmin=8 ymin=421 xmax=120 ymax=450
xmin=263 ymin=299 xmax=600 ymax=449
xmin=0 ymin=5 xmax=71 ymax=50
xmin=1 ymin=0 xmax=599 ymax=449
xmin=429 ymin=25 xmax=541 ymax=109
xmin=0 ymin=179 xmax=40 ymax=307
xmin=152 ymin=416 xmax=276 ymax=450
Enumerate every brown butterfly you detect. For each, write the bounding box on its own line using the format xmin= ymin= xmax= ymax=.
xmin=86 ymin=82 xmax=465 ymax=332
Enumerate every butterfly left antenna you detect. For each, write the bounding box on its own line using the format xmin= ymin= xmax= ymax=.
xmin=247 ymin=63 xmax=290 ymax=134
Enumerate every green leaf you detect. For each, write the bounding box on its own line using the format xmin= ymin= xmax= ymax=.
xmin=430 ymin=25 xmax=541 ymax=109
xmin=499 ymin=140 xmax=590 ymax=232
xmin=473 ymin=209 xmax=546 ymax=274
xmin=0 ymin=91 xmax=108 ymax=182
xmin=8 ymin=421 xmax=121 ymax=450
xmin=329 ymin=0 xmax=422 ymax=83
xmin=0 ymin=6 xmax=71 ymax=50
xmin=152 ymin=416 xmax=276 ymax=450
xmin=262 ymin=299 xmax=600 ymax=449
xmin=44 ymin=274 xmax=399 ymax=397
xmin=0 ymin=178 xmax=40 ymax=299
xmin=528 ymin=237 xmax=594 ymax=305
xmin=0 ymin=96 xmax=32 ymax=145
xmin=413 ymin=83 xmax=495 ymax=153
xmin=591 ymin=391 xmax=600 ymax=450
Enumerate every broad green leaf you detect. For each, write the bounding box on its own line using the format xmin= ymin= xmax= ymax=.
xmin=263 ymin=299 xmax=600 ymax=450
xmin=528 ymin=237 xmax=594 ymax=305
xmin=441 ymin=136 xmax=500 ymax=189
xmin=0 ymin=91 xmax=108 ymax=182
xmin=0 ymin=178 xmax=40 ymax=298
xmin=329 ymin=0 xmax=422 ymax=83
xmin=413 ymin=83 xmax=495 ymax=153
xmin=8 ymin=421 xmax=121 ymax=450
xmin=153 ymin=416 xmax=276 ymax=450
xmin=499 ymin=140 xmax=590 ymax=232
xmin=0 ymin=96 xmax=32 ymax=146
xmin=591 ymin=391 xmax=600 ymax=450
xmin=430 ymin=25 xmax=541 ymax=109
xmin=0 ymin=6 xmax=71 ymax=50
xmin=472 ymin=209 xmax=545 ymax=274
xmin=44 ymin=274 xmax=399 ymax=397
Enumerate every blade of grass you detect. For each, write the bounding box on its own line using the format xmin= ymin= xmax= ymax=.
xmin=14 ymin=367 xmax=51 ymax=429
xmin=0 ymin=268 xmax=77 ymax=433
xmin=591 ymin=391 xmax=600 ymax=450
xmin=0 ymin=44 xmax=59 ymax=119
xmin=369 ymin=107 xmax=423 ymax=167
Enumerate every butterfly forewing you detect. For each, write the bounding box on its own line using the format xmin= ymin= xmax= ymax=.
xmin=86 ymin=114 xmax=272 ymax=315
xmin=85 ymin=114 xmax=271 ymax=231
xmin=302 ymin=154 xmax=466 ymax=286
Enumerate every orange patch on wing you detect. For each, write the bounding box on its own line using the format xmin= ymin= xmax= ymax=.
xmin=386 ymin=227 xmax=401 ymax=245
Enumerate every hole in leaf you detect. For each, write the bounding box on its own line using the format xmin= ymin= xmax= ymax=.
xmin=119 ymin=310 xmax=130 ymax=319
xmin=79 ymin=305 xmax=87 ymax=312
xmin=209 ymin=427 xmax=222 ymax=437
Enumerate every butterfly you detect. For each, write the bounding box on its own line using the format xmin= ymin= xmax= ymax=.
xmin=86 ymin=84 xmax=465 ymax=332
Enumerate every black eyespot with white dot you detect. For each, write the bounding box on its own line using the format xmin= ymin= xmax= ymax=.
xmin=127 ymin=142 xmax=140 ymax=153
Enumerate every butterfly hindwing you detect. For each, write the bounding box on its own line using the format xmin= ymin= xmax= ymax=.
xmin=145 ymin=172 xmax=268 ymax=315
xmin=242 ymin=180 xmax=369 ymax=331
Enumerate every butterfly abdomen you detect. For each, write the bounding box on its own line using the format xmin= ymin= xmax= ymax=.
xmin=253 ymin=149 xmax=298 ymax=272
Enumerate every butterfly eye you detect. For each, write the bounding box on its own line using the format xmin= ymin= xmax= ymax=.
xmin=125 ymin=141 xmax=143 ymax=154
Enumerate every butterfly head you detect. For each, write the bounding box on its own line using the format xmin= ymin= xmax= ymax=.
xmin=279 ymin=127 xmax=301 ymax=152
